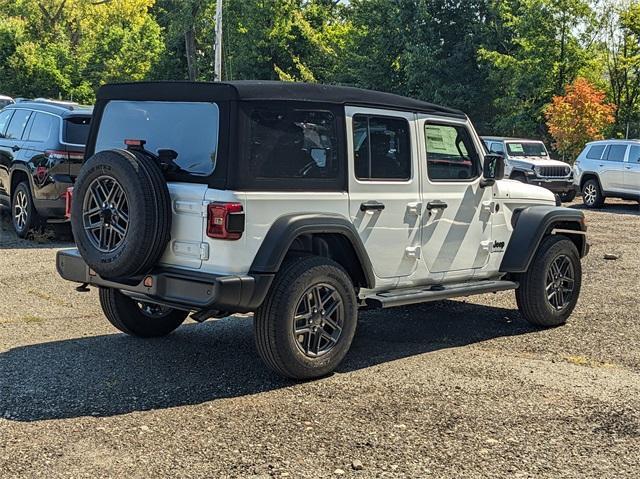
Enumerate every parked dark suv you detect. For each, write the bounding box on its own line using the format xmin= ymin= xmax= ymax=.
xmin=0 ymin=100 xmax=92 ymax=237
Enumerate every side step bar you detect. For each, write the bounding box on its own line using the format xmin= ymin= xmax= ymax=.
xmin=365 ymin=280 xmax=519 ymax=309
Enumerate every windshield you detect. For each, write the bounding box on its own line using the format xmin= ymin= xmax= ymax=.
xmin=95 ymin=100 xmax=219 ymax=176
xmin=506 ymin=141 xmax=548 ymax=157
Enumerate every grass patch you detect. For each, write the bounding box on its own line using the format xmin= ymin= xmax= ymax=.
xmin=563 ymin=355 xmax=616 ymax=369
xmin=21 ymin=315 xmax=44 ymax=324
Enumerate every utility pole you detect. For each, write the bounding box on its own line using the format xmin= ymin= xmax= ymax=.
xmin=214 ymin=0 xmax=223 ymax=81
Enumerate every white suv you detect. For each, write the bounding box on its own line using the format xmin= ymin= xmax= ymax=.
xmin=574 ymin=139 xmax=640 ymax=208
xmin=483 ymin=137 xmax=576 ymax=202
xmin=57 ymin=81 xmax=588 ymax=379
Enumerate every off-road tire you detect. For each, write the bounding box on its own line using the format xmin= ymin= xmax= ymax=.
xmin=99 ymin=287 xmax=188 ymax=337
xmin=71 ymin=149 xmax=171 ymax=278
xmin=581 ymin=178 xmax=604 ymax=208
xmin=559 ymin=190 xmax=577 ymax=203
xmin=254 ymin=256 xmax=358 ymax=380
xmin=11 ymin=181 xmax=42 ymax=238
xmin=515 ymin=236 xmax=581 ymax=327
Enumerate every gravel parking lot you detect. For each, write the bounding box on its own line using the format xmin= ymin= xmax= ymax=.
xmin=1 ymin=200 xmax=639 ymax=478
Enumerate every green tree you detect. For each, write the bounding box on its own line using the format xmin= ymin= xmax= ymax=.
xmin=479 ymin=0 xmax=595 ymax=137
xmin=0 ymin=0 xmax=163 ymax=103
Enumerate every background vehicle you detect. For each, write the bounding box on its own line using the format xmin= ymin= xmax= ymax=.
xmin=57 ymin=82 xmax=588 ymax=380
xmin=573 ymin=139 xmax=640 ymax=208
xmin=0 ymin=100 xmax=92 ymax=237
xmin=0 ymin=95 xmax=15 ymax=109
xmin=483 ymin=136 xmax=576 ymax=202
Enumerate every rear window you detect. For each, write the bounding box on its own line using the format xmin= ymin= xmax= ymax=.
xmin=64 ymin=116 xmax=91 ymax=145
xmin=605 ymin=144 xmax=627 ymax=162
xmin=95 ymin=100 xmax=219 ymax=176
xmin=586 ymin=145 xmax=605 ymax=159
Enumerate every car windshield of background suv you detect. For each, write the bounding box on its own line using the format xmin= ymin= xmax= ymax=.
xmin=507 ymin=142 xmax=548 ymax=157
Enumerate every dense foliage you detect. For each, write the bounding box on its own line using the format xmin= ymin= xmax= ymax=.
xmin=0 ymin=0 xmax=638 ymax=158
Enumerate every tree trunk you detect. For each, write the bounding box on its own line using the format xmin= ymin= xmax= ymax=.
xmin=185 ymin=29 xmax=198 ymax=81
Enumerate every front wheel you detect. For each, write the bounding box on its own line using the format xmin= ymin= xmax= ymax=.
xmin=582 ymin=179 xmax=604 ymax=208
xmin=99 ymin=287 xmax=188 ymax=337
xmin=254 ymin=256 xmax=358 ymax=380
xmin=515 ymin=236 xmax=582 ymax=327
xmin=559 ymin=190 xmax=577 ymax=203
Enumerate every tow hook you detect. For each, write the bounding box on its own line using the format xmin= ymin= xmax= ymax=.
xmin=76 ymin=283 xmax=90 ymax=293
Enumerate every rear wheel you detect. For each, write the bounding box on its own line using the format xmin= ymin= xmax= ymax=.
xmin=515 ymin=236 xmax=581 ymax=327
xmin=581 ymin=179 xmax=604 ymax=208
xmin=99 ymin=287 xmax=188 ymax=337
xmin=11 ymin=181 xmax=41 ymax=238
xmin=254 ymin=256 xmax=358 ymax=380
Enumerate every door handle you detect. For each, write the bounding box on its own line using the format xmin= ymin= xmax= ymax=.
xmin=426 ymin=200 xmax=448 ymax=210
xmin=360 ymin=201 xmax=385 ymax=212
xmin=11 ymin=145 xmax=20 ymax=152
xmin=625 ymin=166 xmax=632 ymax=170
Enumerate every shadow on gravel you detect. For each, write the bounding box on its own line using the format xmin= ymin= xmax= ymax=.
xmin=0 ymin=209 xmax=73 ymax=249
xmin=0 ymin=300 xmax=536 ymax=422
xmin=568 ymin=201 xmax=640 ymax=216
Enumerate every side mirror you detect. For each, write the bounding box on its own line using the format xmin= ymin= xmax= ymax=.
xmin=480 ymin=154 xmax=505 ymax=188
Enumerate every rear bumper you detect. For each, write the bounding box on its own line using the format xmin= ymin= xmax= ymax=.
xmin=56 ymin=249 xmax=273 ymax=313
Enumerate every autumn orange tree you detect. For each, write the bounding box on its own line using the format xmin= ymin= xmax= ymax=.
xmin=545 ymin=77 xmax=616 ymax=161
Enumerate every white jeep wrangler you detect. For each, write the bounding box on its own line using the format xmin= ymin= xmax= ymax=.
xmin=482 ymin=136 xmax=577 ymax=203
xmin=57 ymin=81 xmax=589 ymax=379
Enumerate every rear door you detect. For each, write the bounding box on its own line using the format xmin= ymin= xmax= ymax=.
xmin=94 ymin=100 xmax=222 ymax=270
xmin=599 ymin=144 xmax=628 ymax=192
xmin=0 ymin=109 xmax=15 ymax=198
xmin=625 ymin=145 xmax=640 ymax=194
xmin=0 ymin=108 xmax=32 ymax=195
xmin=346 ymin=106 xmax=421 ymax=283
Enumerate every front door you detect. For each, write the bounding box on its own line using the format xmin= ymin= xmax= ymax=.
xmin=346 ymin=107 xmax=421 ymax=281
xmin=418 ymin=118 xmax=493 ymax=276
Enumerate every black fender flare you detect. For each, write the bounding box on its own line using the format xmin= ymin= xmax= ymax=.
xmin=578 ymin=171 xmax=602 ymax=189
xmin=249 ymin=213 xmax=376 ymax=289
xmin=500 ymin=206 xmax=587 ymax=273
xmin=8 ymin=163 xmax=36 ymax=198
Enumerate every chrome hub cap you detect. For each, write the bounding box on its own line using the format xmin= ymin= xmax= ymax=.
xmin=293 ymin=284 xmax=344 ymax=358
xmin=546 ymin=254 xmax=575 ymax=311
xmin=83 ymin=176 xmax=129 ymax=253
xmin=583 ymin=184 xmax=597 ymax=206
xmin=13 ymin=190 xmax=28 ymax=231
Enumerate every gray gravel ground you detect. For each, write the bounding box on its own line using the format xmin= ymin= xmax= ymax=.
xmin=0 ymin=200 xmax=639 ymax=478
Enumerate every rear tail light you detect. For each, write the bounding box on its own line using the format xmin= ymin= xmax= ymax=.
xmin=65 ymin=187 xmax=73 ymax=219
xmin=45 ymin=149 xmax=85 ymax=161
xmin=207 ymin=202 xmax=244 ymax=240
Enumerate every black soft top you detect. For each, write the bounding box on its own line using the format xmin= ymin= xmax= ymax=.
xmin=97 ymin=81 xmax=466 ymax=119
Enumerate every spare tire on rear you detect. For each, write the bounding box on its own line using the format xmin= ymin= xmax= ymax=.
xmin=70 ymin=149 xmax=171 ymax=278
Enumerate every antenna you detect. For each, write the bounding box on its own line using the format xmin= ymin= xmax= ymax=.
xmin=214 ymin=0 xmax=223 ymax=81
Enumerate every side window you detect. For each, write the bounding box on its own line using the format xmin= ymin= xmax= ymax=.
xmin=586 ymin=145 xmax=605 ymax=160
xmin=353 ymin=115 xmax=411 ymax=181
xmin=0 ymin=110 xmax=13 ymax=138
xmin=425 ymin=123 xmax=480 ymax=181
xmin=28 ymin=113 xmax=56 ymax=142
xmin=249 ymin=108 xmax=338 ymax=179
xmin=606 ymin=145 xmax=627 ymax=163
xmin=629 ymin=145 xmax=640 ymax=164
xmin=4 ymin=109 xmax=32 ymax=140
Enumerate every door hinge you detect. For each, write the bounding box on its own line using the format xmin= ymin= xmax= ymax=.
xmin=172 ymin=241 xmax=210 ymax=260
xmin=481 ymin=200 xmax=495 ymax=213
xmin=407 ymin=202 xmax=422 ymax=215
xmin=405 ymin=245 xmax=421 ymax=259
